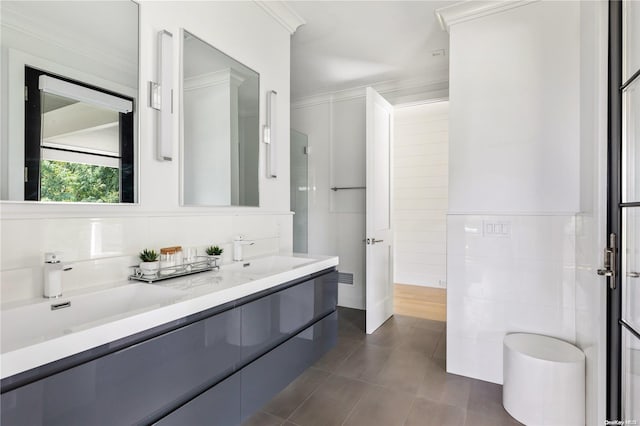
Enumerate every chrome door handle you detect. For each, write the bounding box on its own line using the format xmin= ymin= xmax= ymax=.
xmin=597 ymin=233 xmax=617 ymax=289
xmin=628 ymin=272 xmax=640 ymax=278
xmin=365 ymin=238 xmax=384 ymax=245
xmin=597 ymin=268 xmax=614 ymax=277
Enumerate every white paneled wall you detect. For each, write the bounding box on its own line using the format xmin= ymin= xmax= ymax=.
xmin=393 ymin=101 xmax=448 ymax=288
xmin=448 ymin=1 xmax=580 ymax=214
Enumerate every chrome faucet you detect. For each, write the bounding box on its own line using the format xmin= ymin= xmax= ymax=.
xmin=233 ymin=236 xmax=254 ymax=261
xmin=43 ymin=252 xmax=72 ymax=298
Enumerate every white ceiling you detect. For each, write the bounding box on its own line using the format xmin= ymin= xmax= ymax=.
xmin=287 ymin=1 xmax=452 ymax=101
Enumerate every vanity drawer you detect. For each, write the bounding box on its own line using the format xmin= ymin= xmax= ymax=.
xmin=239 ymin=271 xmax=337 ymax=363
xmin=0 ymin=308 xmax=241 ymax=426
xmin=240 ymin=310 xmax=338 ymax=421
xmin=154 ymin=372 xmax=241 ymax=426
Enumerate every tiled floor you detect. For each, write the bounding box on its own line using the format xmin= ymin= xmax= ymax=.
xmin=243 ymin=308 xmax=522 ymax=426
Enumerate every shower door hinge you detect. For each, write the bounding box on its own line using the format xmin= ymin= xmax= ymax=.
xmin=597 ymin=233 xmax=617 ymax=289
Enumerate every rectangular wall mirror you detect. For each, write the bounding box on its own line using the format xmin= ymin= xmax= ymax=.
xmin=181 ymin=29 xmax=260 ymax=207
xmin=0 ymin=1 xmax=139 ymax=203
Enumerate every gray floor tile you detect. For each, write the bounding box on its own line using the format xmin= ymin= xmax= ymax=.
xmin=343 ymin=385 xmax=414 ymax=426
xmin=262 ymin=367 xmax=330 ymax=419
xmin=242 ymin=410 xmax=286 ymax=426
xmin=334 ymin=342 xmax=393 ymax=382
xmin=433 ymin=332 xmax=447 ymax=360
xmin=337 ymin=307 xmax=366 ymax=336
xmin=412 ymin=318 xmax=446 ymax=333
xmin=372 ymin=348 xmax=429 ymax=394
xmin=384 ymin=314 xmax=418 ymax=328
xmin=464 ymin=408 xmax=522 ymax=426
xmin=254 ymin=308 xmax=518 ymax=426
xmin=313 ymin=336 xmax=362 ymax=372
xmin=467 ymin=380 xmax=522 ymax=425
xmin=417 ymin=357 xmax=472 ymax=409
xmin=396 ymin=327 xmax=441 ymax=356
xmin=467 ymin=380 xmax=503 ymax=415
xmin=405 ymin=397 xmax=467 ymax=426
xmin=289 ymin=375 xmax=368 ymax=426
xmin=364 ymin=318 xmax=414 ymax=348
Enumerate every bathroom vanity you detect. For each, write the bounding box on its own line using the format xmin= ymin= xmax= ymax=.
xmin=0 ymin=255 xmax=338 ymax=425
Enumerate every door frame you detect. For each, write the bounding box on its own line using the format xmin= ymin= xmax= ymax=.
xmin=605 ymin=0 xmax=640 ymax=420
xmin=606 ymin=0 xmax=622 ymax=419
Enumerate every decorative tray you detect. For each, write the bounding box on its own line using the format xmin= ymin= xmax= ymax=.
xmin=128 ymin=257 xmax=219 ymax=284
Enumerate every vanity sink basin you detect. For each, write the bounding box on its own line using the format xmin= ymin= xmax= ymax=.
xmin=222 ymin=255 xmax=314 ymax=277
xmin=1 ymin=284 xmax=185 ymax=353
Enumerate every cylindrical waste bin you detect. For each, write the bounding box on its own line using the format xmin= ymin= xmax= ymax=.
xmin=503 ymin=333 xmax=585 ymax=425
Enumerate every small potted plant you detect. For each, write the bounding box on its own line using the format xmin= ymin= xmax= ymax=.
xmin=139 ymin=249 xmax=159 ymax=277
xmin=205 ymin=245 xmax=223 ymax=267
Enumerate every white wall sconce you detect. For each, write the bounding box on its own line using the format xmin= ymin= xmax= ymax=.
xmin=149 ymin=30 xmax=173 ymax=161
xmin=263 ymin=90 xmax=277 ymax=178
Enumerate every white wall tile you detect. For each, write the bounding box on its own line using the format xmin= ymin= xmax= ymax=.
xmin=446 ymin=214 xmax=577 ymax=384
xmin=446 ymin=335 xmax=504 ymax=384
xmin=0 ymin=213 xmax=289 ymax=302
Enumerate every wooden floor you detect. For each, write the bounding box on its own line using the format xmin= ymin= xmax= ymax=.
xmin=393 ymin=283 xmax=446 ymax=322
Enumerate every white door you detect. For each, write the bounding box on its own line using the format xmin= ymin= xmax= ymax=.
xmin=365 ymin=87 xmax=394 ymax=334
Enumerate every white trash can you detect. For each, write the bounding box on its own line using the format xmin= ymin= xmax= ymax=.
xmin=503 ymin=333 xmax=585 ymax=426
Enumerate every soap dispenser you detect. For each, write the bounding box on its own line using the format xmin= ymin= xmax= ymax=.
xmin=44 ymin=252 xmax=72 ymax=298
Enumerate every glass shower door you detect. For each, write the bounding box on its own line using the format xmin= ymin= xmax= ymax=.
xmin=290 ymin=130 xmax=308 ymax=253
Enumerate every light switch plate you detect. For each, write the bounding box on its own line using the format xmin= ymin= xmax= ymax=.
xmin=483 ymin=220 xmax=511 ymax=237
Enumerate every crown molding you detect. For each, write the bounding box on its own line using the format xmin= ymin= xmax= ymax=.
xmin=435 ymin=0 xmax=539 ymax=32
xmin=292 ymin=76 xmax=449 ymax=109
xmin=254 ymin=1 xmax=306 ymax=35
xmin=1 ymin=5 xmax=135 ymax=80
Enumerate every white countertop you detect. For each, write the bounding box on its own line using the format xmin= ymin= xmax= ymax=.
xmin=0 ymin=254 xmax=338 ymax=380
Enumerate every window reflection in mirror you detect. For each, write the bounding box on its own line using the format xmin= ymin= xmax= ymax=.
xmin=0 ymin=0 xmax=139 ymax=203
xmin=182 ymin=30 xmax=260 ymax=207
xmin=25 ymin=67 xmax=134 ymax=203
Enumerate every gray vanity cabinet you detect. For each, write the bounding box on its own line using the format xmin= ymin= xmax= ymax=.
xmin=1 ymin=308 xmax=241 ymax=426
xmin=0 ymin=269 xmax=337 ymax=426
xmin=158 ymin=312 xmax=337 ymax=426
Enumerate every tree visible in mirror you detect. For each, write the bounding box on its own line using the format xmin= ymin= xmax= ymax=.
xmin=40 ymin=160 xmax=119 ymax=203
